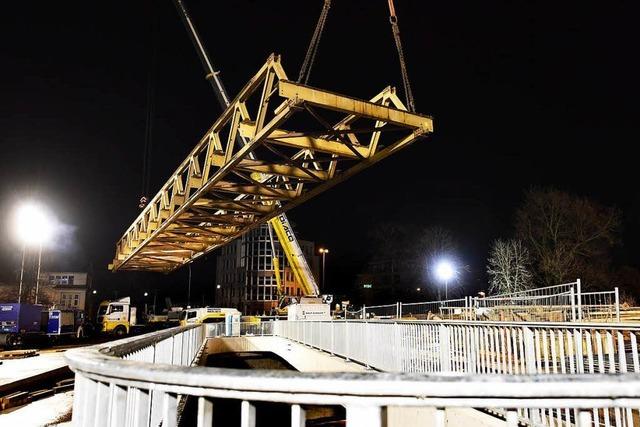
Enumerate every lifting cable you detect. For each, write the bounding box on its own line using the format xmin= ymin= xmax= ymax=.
xmin=140 ymin=2 xmax=158 ymax=209
xmin=300 ymin=0 xmax=416 ymax=111
xmin=297 ymin=0 xmax=331 ymax=85
xmin=387 ymin=0 xmax=416 ymax=112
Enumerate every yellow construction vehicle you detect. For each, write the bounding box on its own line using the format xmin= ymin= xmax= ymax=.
xmin=268 ymin=216 xmax=331 ymax=320
xmin=178 ymin=307 xmax=241 ymax=326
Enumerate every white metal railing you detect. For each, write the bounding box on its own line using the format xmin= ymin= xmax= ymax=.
xmin=69 ymin=325 xmax=204 ymax=427
xmin=66 ymin=322 xmax=640 ymax=427
xmin=275 ymin=319 xmax=640 ymax=426
xmin=354 ymin=280 xmax=621 ymax=323
xmin=274 ymin=320 xmax=640 ymax=376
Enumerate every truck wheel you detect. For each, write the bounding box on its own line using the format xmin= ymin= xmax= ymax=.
xmin=113 ymin=326 xmax=127 ymax=337
xmin=8 ymin=334 xmax=22 ymax=348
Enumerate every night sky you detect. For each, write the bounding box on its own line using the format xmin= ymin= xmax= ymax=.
xmin=1 ymin=1 xmax=638 ymax=305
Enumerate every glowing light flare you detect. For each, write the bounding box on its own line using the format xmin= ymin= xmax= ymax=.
xmin=13 ymin=202 xmax=54 ymax=247
xmin=434 ymin=259 xmax=457 ymax=282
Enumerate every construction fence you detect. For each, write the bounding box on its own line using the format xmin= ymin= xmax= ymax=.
xmin=348 ymin=280 xmax=621 ymax=323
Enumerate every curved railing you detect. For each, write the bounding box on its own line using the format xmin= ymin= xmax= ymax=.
xmin=66 ymin=322 xmax=640 ymax=427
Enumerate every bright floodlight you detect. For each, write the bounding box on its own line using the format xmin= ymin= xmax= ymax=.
xmin=14 ymin=202 xmax=53 ymax=246
xmin=434 ymin=259 xmax=456 ymax=282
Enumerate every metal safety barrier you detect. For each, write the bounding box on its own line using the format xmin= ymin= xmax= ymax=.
xmin=356 ymin=281 xmax=621 ymax=323
xmin=275 ymin=319 xmax=640 ymax=426
xmin=67 ymin=322 xmax=640 ymax=427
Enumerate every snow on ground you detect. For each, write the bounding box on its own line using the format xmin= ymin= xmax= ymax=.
xmin=0 ymin=351 xmax=68 ymax=387
xmin=0 ymin=391 xmax=73 ymax=426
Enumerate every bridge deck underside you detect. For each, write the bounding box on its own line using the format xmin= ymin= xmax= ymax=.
xmin=111 ymin=55 xmax=433 ymax=272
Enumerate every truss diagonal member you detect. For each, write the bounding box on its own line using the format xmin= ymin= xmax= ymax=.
xmin=110 ymin=55 xmax=433 ymax=272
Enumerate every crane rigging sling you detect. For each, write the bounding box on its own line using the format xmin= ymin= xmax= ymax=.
xmin=387 ymin=0 xmax=416 ymax=112
xmin=299 ymin=0 xmax=416 ymax=112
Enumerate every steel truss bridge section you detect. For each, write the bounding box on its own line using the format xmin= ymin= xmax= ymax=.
xmin=110 ymin=54 xmax=433 ymax=272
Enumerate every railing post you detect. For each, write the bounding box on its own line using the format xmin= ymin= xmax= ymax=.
xmin=363 ymin=305 xmax=366 ymax=320
xmin=330 ymin=319 xmax=335 ymax=355
xmin=71 ymin=373 xmax=88 ymax=426
xmin=433 ymin=408 xmax=446 ymax=427
xmin=570 ymin=286 xmax=576 ymax=322
xmin=394 ymin=321 xmax=401 ymax=371
xmin=439 ymin=324 xmax=451 ymax=373
xmin=577 ymin=278 xmax=583 ymax=321
xmin=398 ymin=302 xmax=403 ymax=319
xmin=197 ymin=397 xmax=214 ymax=427
xmin=578 ymin=410 xmax=592 ymax=427
xmin=241 ymin=400 xmax=256 ymax=427
xmin=346 ymin=405 xmax=383 ymax=427
xmin=291 ymin=404 xmax=306 ymax=427
xmin=505 ymin=410 xmax=519 ymax=427
xmin=345 ymin=320 xmax=350 ymax=362
xmin=523 ymin=327 xmax=536 ymax=374
xmin=615 ymin=287 xmax=620 ymax=322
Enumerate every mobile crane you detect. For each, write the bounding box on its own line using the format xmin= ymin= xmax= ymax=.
xmin=173 ymin=0 xmax=331 ymax=319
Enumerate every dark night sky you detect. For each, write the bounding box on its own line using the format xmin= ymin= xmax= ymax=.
xmin=1 ymin=1 xmax=639 ymax=305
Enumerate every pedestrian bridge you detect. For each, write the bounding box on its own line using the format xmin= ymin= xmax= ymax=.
xmin=66 ymin=320 xmax=640 ymax=426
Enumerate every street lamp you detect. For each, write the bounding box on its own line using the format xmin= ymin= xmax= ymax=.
xmin=434 ymin=259 xmax=457 ymax=301
xmin=143 ymin=292 xmax=149 ymax=314
xmin=13 ymin=202 xmax=53 ymax=304
xmin=318 ymin=248 xmax=329 ymax=292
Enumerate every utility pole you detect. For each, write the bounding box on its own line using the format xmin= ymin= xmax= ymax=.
xmin=319 ymin=248 xmax=329 ymax=291
xmin=187 ymin=263 xmax=192 ymax=307
xmin=18 ymin=244 xmax=26 ymax=303
xmin=35 ymin=243 xmax=43 ymax=304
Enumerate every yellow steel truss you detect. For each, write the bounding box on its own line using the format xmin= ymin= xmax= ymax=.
xmin=110 ymin=54 xmax=433 ymax=272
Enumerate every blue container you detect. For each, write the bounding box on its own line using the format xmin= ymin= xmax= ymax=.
xmin=0 ymin=303 xmax=42 ymax=334
xmin=46 ymin=309 xmax=77 ymax=335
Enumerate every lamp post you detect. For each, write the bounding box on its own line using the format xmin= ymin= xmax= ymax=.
xmin=319 ymin=248 xmax=329 ymax=292
xmin=13 ymin=202 xmax=53 ymax=304
xmin=434 ymin=259 xmax=457 ymax=301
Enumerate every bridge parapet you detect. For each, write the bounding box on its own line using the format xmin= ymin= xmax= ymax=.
xmin=67 ymin=320 xmax=640 ymax=426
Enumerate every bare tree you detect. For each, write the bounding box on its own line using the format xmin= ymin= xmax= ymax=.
xmin=516 ymin=188 xmax=620 ymax=287
xmin=487 ymin=239 xmax=533 ymax=294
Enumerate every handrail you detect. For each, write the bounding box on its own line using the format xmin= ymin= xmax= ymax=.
xmin=313 ymin=318 xmax=640 ymax=330
xmin=66 ymin=323 xmax=640 ymax=426
xmin=100 ymin=324 xmax=201 ymax=357
xmin=67 ymin=348 xmax=640 ymax=402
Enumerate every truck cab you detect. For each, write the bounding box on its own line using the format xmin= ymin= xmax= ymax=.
xmin=179 ymin=307 xmax=240 ymax=326
xmin=97 ymin=297 xmax=137 ymax=336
